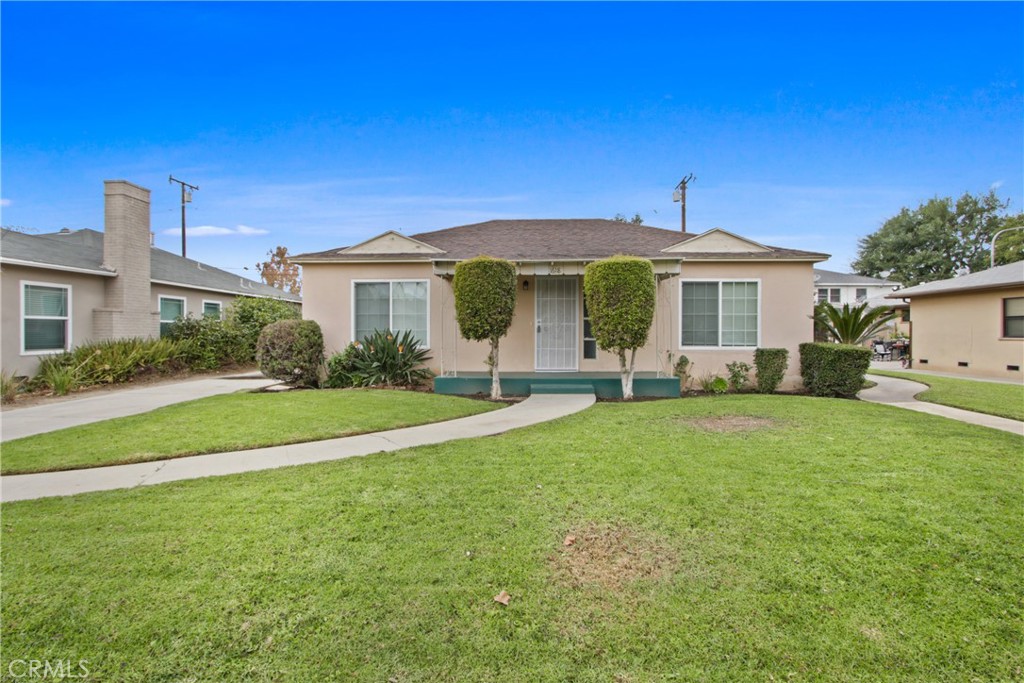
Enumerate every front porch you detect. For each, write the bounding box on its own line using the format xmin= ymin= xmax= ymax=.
xmin=433 ymin=372 xmax=681 ymax=398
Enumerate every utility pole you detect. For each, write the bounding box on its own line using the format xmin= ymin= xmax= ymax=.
xmin=672 ymin=174 xmax=696 ymax=233
xmin=168 ymin=175 xmax=199 ymax=258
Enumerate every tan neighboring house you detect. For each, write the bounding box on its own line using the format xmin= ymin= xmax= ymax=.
xmin=295 ymin=219 xmax=829 ymax=394
xmin=886 ymin=261 xmax=1024 ymax=379
xmin=1 ymin=180 xmax=300 ymax=377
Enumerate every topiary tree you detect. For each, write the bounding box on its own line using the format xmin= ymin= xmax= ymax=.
xmin=453 ymin=256 xmax=518 ymax=400
xmin=256 ymin=319 xmax=324 ymax=387
xmin=583 ymin=256 xmax=656 ymax=400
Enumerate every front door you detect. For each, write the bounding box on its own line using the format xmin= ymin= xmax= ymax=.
xmin=535 ymin=277 xmax=578 ymax=371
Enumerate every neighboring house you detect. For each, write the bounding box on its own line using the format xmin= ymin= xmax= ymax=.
xmin=886 ymin=262 xmax=1024 ymax=379
xmin=295 ymin=219 xmax=829 ymax=394
xmin=813 ymin=268 xmax=900 ymax=306
xmin=1 ymin=180 xmax=300 ymax=377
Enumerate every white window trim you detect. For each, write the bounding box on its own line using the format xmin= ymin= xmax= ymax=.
xmin=679 ymin=278 xmax=761 ymax=350
xmin=20 ymin=280 xmax=72 ymax=356
xmin=350 ymin=279 xmax=430 ymax=349
xmin=159 ymin=295 xmax=187 ymax=333
xmin=202 ymin=299 xmax=224 ymax=319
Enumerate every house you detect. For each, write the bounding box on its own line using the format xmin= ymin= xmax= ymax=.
xmin=295 ymin=219 xmax=829 ymax=395
xmin=885 ymin=261 xmax=1023 ymax=379
xmin=813 ymin=268 xmax=899 ymax=306
xmin=1 ymin=180 xmax=300 ymax=377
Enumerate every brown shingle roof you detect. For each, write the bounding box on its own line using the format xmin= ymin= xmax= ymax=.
xmin=294 ymin=219 xmax=828 ymax=262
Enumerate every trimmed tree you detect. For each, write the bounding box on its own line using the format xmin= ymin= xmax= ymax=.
xmin=453 ymin=256 xmax=518 ymax=400
xmin=584 ymin=256 xmax=656 ymax=400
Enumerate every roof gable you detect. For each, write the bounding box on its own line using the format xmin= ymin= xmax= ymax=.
xmin=341 ymin=230 xmax=445 ymax=255
xmin=662 ymin=228 xmax=771 ymax=254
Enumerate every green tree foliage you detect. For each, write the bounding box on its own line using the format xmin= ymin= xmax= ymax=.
xmin=453 ymin=256 xmax=518 ymax=400
xmin=813 ymin=302 xmax=899 ymax=345
xmin=612 ymin=213 xmax=644 ymax=225
xmin=993 ymin=214 xmax=1024 ymax=266
xmin=583 ymin=256 xmax=656 ymax=400
xmin=852 ymin=191 xmax=1019 ymax=286
xmin=256 ymin=319 xmax=324 ymax=387
xmin=225 ymin=296 xmax=301 ymax=362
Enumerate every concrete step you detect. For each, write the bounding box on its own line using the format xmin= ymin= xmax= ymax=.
xmin=529 ymin=383 xmax=595 ymax=395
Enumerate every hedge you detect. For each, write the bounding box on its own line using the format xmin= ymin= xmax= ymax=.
xmin=256 ymin=319 xmax=324 ymax=387
xmin=754 ymin=348 xmax=789 ymax=394
xmin=798 ymin=342 xmax=872 ymax=398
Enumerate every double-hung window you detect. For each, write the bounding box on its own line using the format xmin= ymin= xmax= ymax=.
xmin=1004 ymin=297 xmax=1024 ymax=338
xmin=159 ymin=296 xmax=186 ymax=337
xmin=22 ymin=282 xmax=70 ymax=353
xmin=353 ymin=280 xmax=429 ymax=346
xmin=681 ymin=280 xmax=759 ymax=348
xmin=203 ymin=300 xmax=223 ymax=319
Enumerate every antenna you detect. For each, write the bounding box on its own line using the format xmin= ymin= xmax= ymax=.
xmin=169 ymin=175 xmax=199 ymax=258
xmin=672 ymin=174 xmax=696 ymax=233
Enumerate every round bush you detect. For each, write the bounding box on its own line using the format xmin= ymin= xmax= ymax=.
xmin=256 ymin=319 xmax=324 ymax=387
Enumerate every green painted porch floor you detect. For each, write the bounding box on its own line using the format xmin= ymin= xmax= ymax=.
xmin=434 ymin=372 xmax=680 ymax=398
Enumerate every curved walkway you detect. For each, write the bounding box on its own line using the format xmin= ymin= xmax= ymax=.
xmin=859 ymin=374 xmax=1023 ymax=436
xmin=1 ymin=393 xmax=596 ymax=502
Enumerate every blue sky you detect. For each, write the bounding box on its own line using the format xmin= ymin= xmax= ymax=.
xmin=2 ymin=2 xmax=1022 ymax=276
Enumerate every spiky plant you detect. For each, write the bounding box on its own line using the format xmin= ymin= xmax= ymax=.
xmin=813 ymin=302 xmax=900 ymax=345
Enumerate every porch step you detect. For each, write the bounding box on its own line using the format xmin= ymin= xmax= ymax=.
xmin=529 ymin=383 xmax=595 ymax=395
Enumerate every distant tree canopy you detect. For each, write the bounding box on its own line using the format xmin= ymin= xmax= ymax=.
xmin=256 ymin=246 xmax=301 ymax=295
xmin=993 ymin=213 xmax=1024 ymax=267
xmin=852 ymin=191 xmax=1022 ymax=287
xmin=612 ymin=213 xmax=644 ymax=225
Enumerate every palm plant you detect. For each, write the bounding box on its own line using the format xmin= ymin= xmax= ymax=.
xmin=813 ymin=301 xmax=900 ymax=345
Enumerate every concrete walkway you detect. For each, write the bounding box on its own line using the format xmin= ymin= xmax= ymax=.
xmin=1 ymin=393 xmax=596 ymax=502
xmin=1 ymin=373 xmax=278 ymax=442
xmin=859 ymin=374 xmax=1024 ymax=436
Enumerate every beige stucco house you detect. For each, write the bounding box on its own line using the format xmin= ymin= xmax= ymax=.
xmin=296 ymin=219 xmax=829 ymax=394
xmin=1 ymin=180 xmax=300 ymax=377
xmin=886 ymin=262 xmax=1024 ymax=379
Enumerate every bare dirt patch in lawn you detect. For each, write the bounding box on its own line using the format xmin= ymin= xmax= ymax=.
xmin=551 ymin=523 xmax=677 ymax=591
xmin=678 ymin=415 xmax=778 ymax=433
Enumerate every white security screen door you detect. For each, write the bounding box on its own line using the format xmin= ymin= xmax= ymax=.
xmin=535 ymin=277 xmax=578 ymax=371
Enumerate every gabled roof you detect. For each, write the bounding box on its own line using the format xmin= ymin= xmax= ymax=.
xmin=886 ymin=261 xmax=1024 ymax=299
xmin=0 ymin=228 xmax=301 ymax=301
xmin=814 ymin=268 xmax=899 ymax=287
xmin=294 ymin=219 xmax=829 ymax=263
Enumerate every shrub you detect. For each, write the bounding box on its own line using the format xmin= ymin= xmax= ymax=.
xmin=698 ymin=372 xmax=728 ymax=394
xmin=725 ymin=361 xmax=752 ymax=392
xmin=754 ymin=348 xmax=789 ymax=394
xmin=256 ymin=319 xmax=324 ymax=387
xmin=453 ymin=256 xmax=517 ymax=399
xmin=32 ymin=338 xmax=184 ymax=392
xmin=799 ymin=342 xmax=872 ymax=398
xmin=225 ymin=296 xmax=301 ymax=363
xmin=166 ymin=315 xmax=248 ymax=370
xmin=584 ymin=256 xmax=656 ymax=400
xmin=324 ymin=343 xmax=360 ymax=389
xmin=0 ymin=371 xmax=21 ymax=404
xmin=345 ymin=329 xmax=434 ymax=388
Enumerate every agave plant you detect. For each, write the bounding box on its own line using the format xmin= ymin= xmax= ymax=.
xmin=813 ymin=301 xmax=900 ymax=345
xmin=347 ymin=329 xmax=434 ymax=387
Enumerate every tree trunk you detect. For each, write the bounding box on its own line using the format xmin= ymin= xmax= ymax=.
xmin=490 ymin=337 xmax=502 ymax=400
xmin=617 ymin=349 xmax=633 ymax=400
xmin=625 ymin=347 xmax=638 ymax=400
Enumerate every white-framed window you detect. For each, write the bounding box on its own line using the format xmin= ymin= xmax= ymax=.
xmin=1004 ymin=297 xmax=1024 ymax=339
xmin=855 ymin=288 xmax=868 ymax=302
xmin=159 ymin=296 xmax=186 ymax=337
xmin=21 ymin=281 xmax=71 ymax=354
xmin=817 ymin=288 xmax=841 ymax=304
xmin=352 ymin=280 xmax=429 ymax=347
xmin=681 ymin=280 xmax=760 ymax=348
xmin=202 ymin=300 xmax=223 ymax=319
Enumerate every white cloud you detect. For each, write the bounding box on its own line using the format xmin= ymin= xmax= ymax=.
xmin=161 ymin=224 xmax=269 ymax=237
xmin=0 ymin=198 xmax=11 ymax=207
xmin=990 ymin=180 xmax=1005 ymax=191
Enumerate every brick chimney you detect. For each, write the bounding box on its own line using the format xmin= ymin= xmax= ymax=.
xmin=93 ymin=180 xmax=156 ymax=338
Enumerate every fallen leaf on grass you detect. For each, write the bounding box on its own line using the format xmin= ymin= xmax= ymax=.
xmin=493 ymin=590 xmax=510 ymax=605
xmin=563 ymin=535 xmax=577 ymax=547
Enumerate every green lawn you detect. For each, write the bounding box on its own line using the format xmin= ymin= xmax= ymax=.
xmin=2 ymin=395 xmax=1020 ymax=681
xmin=869 ymin=369 xmax=1024 ymax=421
xmin=1 ymin=390 xmax=499 ymax=475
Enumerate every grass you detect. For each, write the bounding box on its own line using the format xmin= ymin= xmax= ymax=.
xmin=2 ymin=395 xmax=1021 ymax=681
xmin=0 ymin=390 xmax=499 ymax=475
xmin=869 ymin=369 xmax=1024 ymax=421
